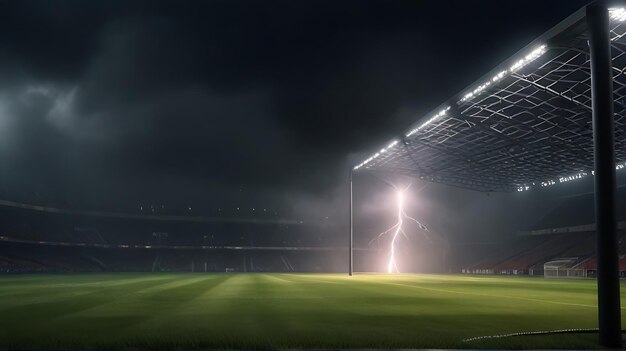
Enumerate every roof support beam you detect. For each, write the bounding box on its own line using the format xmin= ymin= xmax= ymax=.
xmin=349 ymin=169 xmax=353 ymax=276
xmin=588 ymin=3 xmax=621 ymax=348
xmin=512 ymin=74 xmax=592 ymax=112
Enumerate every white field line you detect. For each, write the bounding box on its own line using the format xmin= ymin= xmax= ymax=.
xmin=372 ymin=281 xmax=606 ymax=309
xmin=462 ymin=328 xmax=599 ymax=342
xmin=285 ymin=275 xmax=606 ymax=309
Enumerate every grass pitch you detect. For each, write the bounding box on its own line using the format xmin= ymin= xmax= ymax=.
xmin=0 ymin=273 xmax=623 ymax=349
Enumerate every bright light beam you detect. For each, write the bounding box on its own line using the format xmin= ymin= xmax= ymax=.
xmin=387 ymin=190 xmax=404 ymax=273
xmin=371 ymin=183 xmax=429 ymax=274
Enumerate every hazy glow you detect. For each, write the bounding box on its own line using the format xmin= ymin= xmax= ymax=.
xmin=610 ymin=8 xmax=626 ymax=22
xmin=371 ymin=185 xmax=429 ymax=274
xmin=387 ymin=191 xmax=404 ymax=273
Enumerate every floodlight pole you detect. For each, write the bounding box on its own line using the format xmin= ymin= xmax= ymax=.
xmin=587 ymin=3 xmax=621 ymax=348
xmin=349 ymin=169 xmax=354 ymax=276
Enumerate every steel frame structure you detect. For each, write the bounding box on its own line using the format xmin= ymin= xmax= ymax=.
xmin=349 ymin=3 xmax=624 ymax=347
xmin=353 ymin=5 xmax=626 ymax=193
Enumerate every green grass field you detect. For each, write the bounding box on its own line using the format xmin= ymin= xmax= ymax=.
xmin=0 ymin=273 xmax=623 ymax=349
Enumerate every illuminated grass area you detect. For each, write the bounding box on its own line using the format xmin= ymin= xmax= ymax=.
xmin=0 ymin=273 xmax=622 ymax=349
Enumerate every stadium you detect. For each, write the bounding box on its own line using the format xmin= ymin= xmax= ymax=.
xmin=1 ymin=0 xmax=626 ymax=349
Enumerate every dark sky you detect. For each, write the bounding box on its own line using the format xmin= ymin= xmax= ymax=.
xmin=0 ymin=0 xmax=591 ymax=220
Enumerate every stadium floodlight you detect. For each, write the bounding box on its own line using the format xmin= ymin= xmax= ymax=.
xmin=405 ymin=107 xmax=451 ymax=137
xmin=460 ymin=45 xmax=547 ymax=103
xmin=609 ymin=8 xmax=626 ymax=22
xmin=516 ymin=162 xmax=626 ymax=191
xmin=353 ymin=140 xmax=399 ymax=170
xmin=510 ymin=45 xmax=547 ymax=72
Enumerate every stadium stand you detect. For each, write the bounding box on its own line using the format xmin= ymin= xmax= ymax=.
xmin=0 ymin=202 xmax=374 ymax=273
xmin=460 ymin=188 xmax=626 ymax=276
xmin=4 ymin=186 xmax=625 ymax=275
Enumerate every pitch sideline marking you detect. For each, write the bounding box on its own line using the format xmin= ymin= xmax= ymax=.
xmin=292 ymin=278 xmax=608 ymax=309
xmin=275 ymin=275 xmax=602 ymax=309
xmin=287 ymin=275 xmax=607 ymax=310
xmin=374 ymin=281 xmax=604 ymax=309
xmin=462 ymin=328 xmax=600 ymax=342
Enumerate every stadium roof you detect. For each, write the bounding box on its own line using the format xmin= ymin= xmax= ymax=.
xmin=353 ymin=6 xmax=626 ymax=192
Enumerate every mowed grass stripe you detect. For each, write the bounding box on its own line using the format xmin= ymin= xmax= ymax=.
xmin=0 ymin=274 xmax=203 ymax=348
xmin=0 ymin=274 xmax=185 ymax=314
xmin=96 ymin=274 xmax=234 ymax=338
xmin=0 ymin=273 xmax=177 ymax=302
xmin=0 ymin=275 xmax=236 ymax=348
xmin=367 ymin=280 xmax=600 ymax=309
xmin=353 ymin=275 xmax=603 ymax=332
xmin=62 ymin=274 xmax=226 ymax=318
xmin=0 ymin=273 xmax=624 ymax=349
xmin=272 ymin=275 xmax=484 ymax=346
xmin=267 ymin=274 xmax=437 ymax=347
xmin=352 ymin=274 xmax=601 ymax=308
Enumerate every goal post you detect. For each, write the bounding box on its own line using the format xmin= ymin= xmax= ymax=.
xmin=544 ymin=258 xmax=587 ymax=278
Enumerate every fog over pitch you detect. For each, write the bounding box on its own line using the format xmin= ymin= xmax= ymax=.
xmin=0 ymin=0 xmax=589 ymax=221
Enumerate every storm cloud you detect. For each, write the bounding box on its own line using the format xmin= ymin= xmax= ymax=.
xmin=0 ymin=0 xmax=590 ymax=223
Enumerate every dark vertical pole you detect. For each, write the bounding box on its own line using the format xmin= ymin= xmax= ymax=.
xmin=588 ymin=3 xmax=621 ymax=348
xmin=349 ymin=169 xmax=354 ymax=276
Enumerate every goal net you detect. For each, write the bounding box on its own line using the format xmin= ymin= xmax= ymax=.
xmin=544 ymin=258 xmax=586 ymax=278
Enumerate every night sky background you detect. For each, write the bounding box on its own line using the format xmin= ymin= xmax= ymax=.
xmin=0 ymin=0 xmax=608 ymax=247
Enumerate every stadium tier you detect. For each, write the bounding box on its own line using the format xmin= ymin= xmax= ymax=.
xmin=460 ymin=231 xmax=619 ymax=275
xmin=0 ymin=203 xmax=379 ymax=273
xmin=4 ymin=186 xmax=626 ymax=276
xmin=460 ymin=188 xmax=626 ymax=275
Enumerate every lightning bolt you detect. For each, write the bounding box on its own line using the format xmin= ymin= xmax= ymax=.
xmin=370 ymin=183 xmax=429 ymax=274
